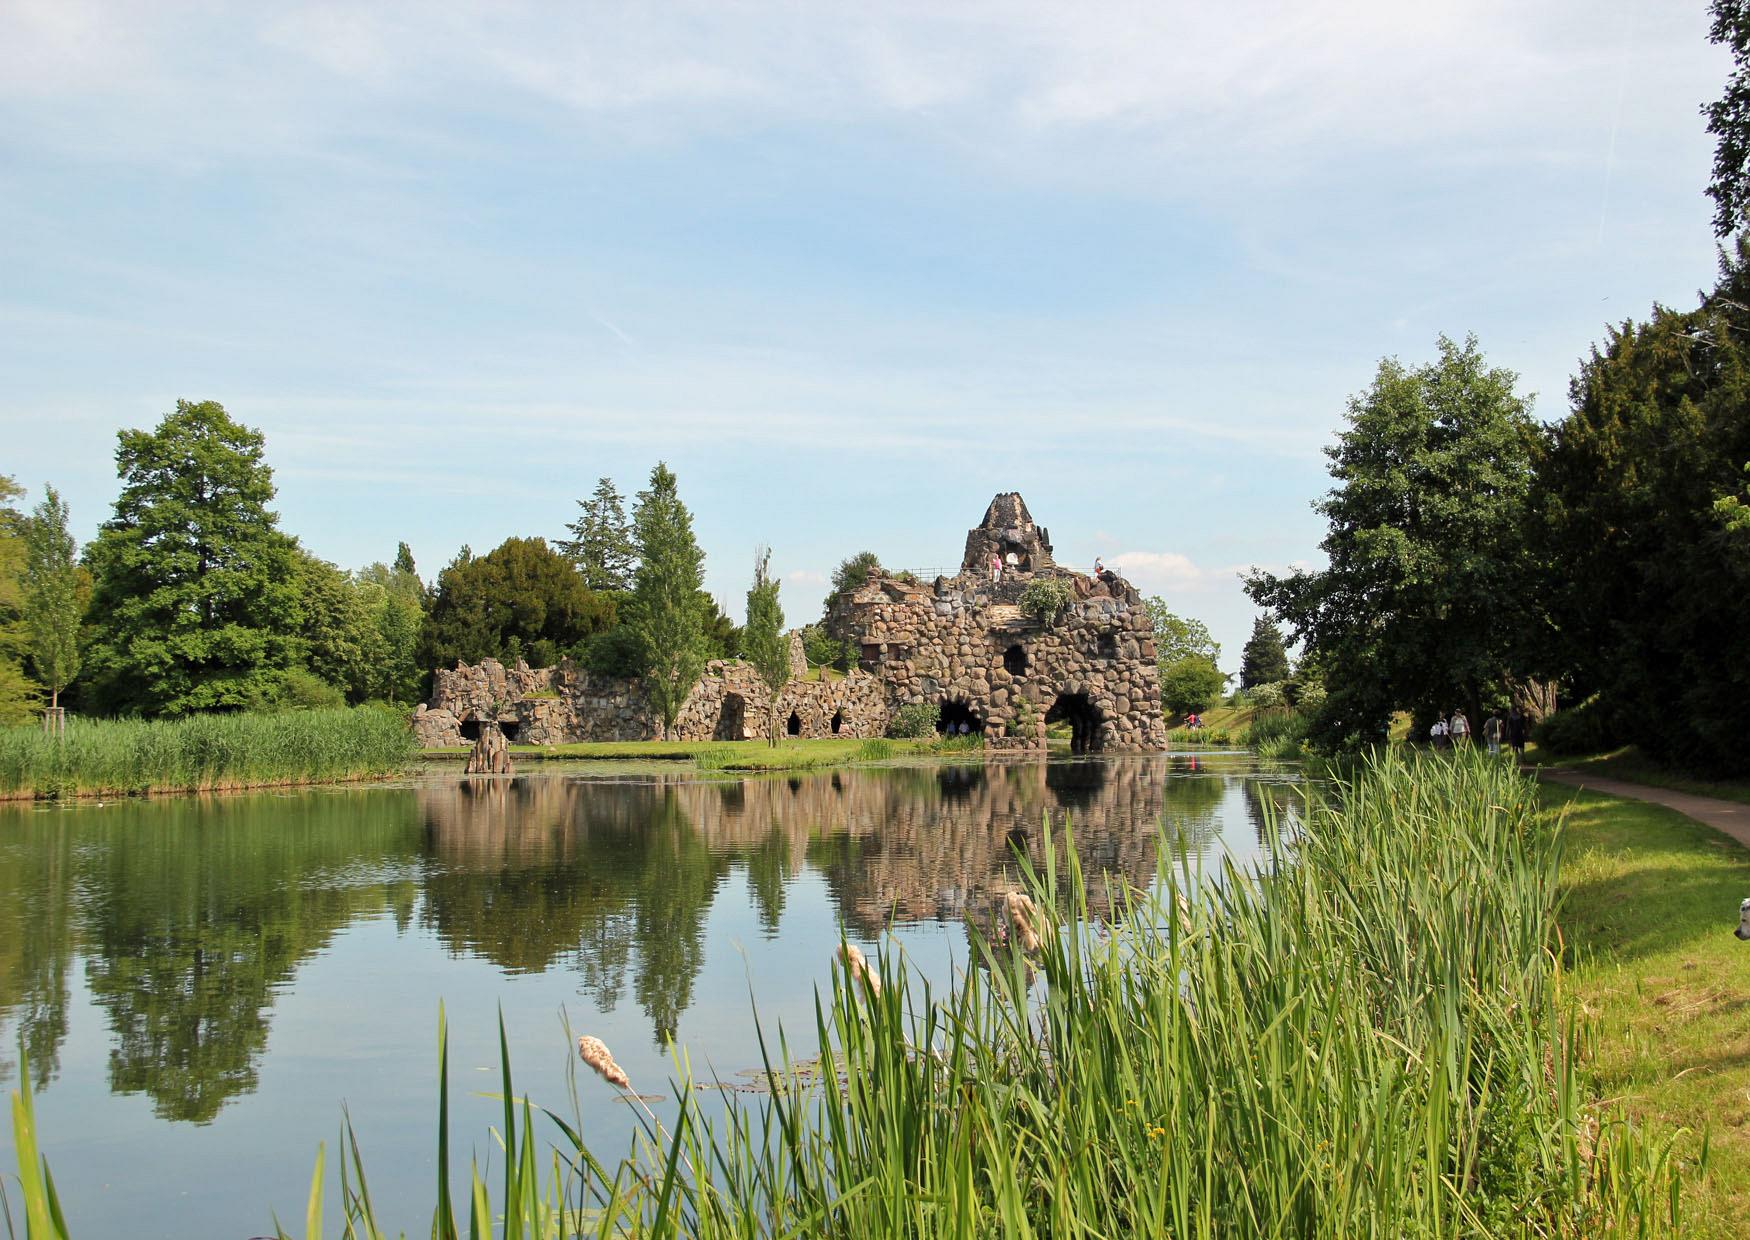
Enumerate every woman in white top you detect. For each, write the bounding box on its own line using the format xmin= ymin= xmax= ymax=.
xmin=1450 ymin=711 xmax=1470 ymax=746
xmin=1430 ymin=718 xmax=1449 ymax=749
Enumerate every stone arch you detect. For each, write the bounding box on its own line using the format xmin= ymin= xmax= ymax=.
xmin=714 ymin=693 xmax=745 ymax=741
xmin=830 ymin=709 xmax=844 ymax=734
xmin=1045 ymin=691 xmax=1104 ymax=754
xmin=938 ymin=697 xmax=984 ymax=735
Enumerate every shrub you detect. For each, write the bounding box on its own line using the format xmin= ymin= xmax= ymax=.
xmin=885 ymin=702 xmax=940 ymax=739
xmin=1160 ymin=655 xmax=1226 ymax=715
xmin=1533 ymin=696 xmax=1618 ymax=756
xmin=1018 ymin=578 xmax=1073 ymax=622
xmin=1248 ymin=680 xmax=1286 ymax=710
xmin=854 ymin=737 xmax=894 ymax=761
xmin=580 ymin=625 xmax=646 ymax=678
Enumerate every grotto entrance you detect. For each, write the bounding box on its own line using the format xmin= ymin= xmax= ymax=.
xmin=787 ymin=711 xmax=803 ymax=737
xmin=1003 ymin=644 xmax=1029 ymax=676
xmin=460 ymin=718 xmax=520 ymax=743
xmin=831 ymin=710 xmax=843 ymax=734
xmin=937 ymin=698 xmax=984 ymax=735
xmin=714 ymin=693 xmax=745 ymax=741
xmin=1045 ymin=692 xmax=1104 ymax=754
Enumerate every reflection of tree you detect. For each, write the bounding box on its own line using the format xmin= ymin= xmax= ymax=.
xmin=78 ymin=793 xmax=420 ymax=1122
xmin=0 ymin=820 xmax=77 ymax=1088
xmin=417 ymin=778 xmax=729 ymax=1046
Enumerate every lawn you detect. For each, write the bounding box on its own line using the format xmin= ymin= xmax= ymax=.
xmin=1554 ymin=785 xmax=1750 ymax=1234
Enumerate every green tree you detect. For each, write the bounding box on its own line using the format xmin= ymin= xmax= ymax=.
xmin=743 ymin=546 xmax=789 ymax=746
xmin=560 ymin=477 xmax=636 ymax=591
xmin=700 ymin=592 xmax=741 ymax=660
xmin=1238 ymin=616 xmax=1291 ymax=690
xmin=1143 ymin=597 xmax=1220 ymax=668
xmin=1532 ymin=245 xmax=1750 ymax=772
xmin=83 ymin=401 xmax=303 ymax=716
xmin=294 ymin=549 xmax=380 ymax=702
xmin=630 ymin=463 xmax=706 ymax=737
xmin=1706 ymin=0 xmax=1750 ymax=236
xmin=22 ymin=485 xmax=83 ymax=711
xmin=1246 ymin=336 xmax=1539 ymax=750
xmin=1160 ymin=656 xmax=1226 ymax=716
xmin=355 ymin=546 xmax=425 ymax=703
xmin=393 ymin=541 xmax=418 ymax=581
xmin=0 ymin=477 xmax=42 ymax=723
xmin=419 ymin=537 xmax=615 ymax=670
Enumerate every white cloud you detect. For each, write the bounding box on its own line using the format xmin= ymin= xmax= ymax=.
xmin=1107 ymin=549 xmax=1242 ymax=595
xmin=785 ymin=568 xmax=827 ymax=586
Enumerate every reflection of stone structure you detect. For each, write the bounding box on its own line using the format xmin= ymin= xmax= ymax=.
xmin=416 ymin=494 xmax=1165 ymax=751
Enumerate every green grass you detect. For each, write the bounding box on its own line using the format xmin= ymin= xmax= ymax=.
xmin=1554 ymin=785 xmax=1750 ymax=1235
xmin=0 ymin=707 xmax=417 ymax=800
xmin=1533 ymin=744 xmax=1750 ymax=806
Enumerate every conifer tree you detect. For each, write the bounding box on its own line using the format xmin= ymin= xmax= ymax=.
xmin=561 ymin=477 xmax=636 ymax=591
xmin=630 ymin=464 xmax=706 ymax=736
xmin=1238 ymin=616 xmax=1291 ymax=689
xmin=742 ymin=546 xmax=788 ymax=745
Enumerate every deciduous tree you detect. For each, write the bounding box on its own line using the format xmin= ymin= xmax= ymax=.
xmin=1245 ymin=336 xmax=1539 ymax=749
xmin=23 ymin=485 xmax=84 ymax=711
xmin=83 ymin=401 xmax=303 ymax=715
xmin=0 ymin=476 xmax=40 ymax=723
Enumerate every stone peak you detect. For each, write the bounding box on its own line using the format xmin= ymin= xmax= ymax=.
xmin=960 ymin=492 xmax=1054 ymax=576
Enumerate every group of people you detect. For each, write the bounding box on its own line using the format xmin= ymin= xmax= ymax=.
xmin=1430 ymin=707 xmax=1529 ymax=758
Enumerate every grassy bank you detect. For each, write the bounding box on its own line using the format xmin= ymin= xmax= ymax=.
xmin=421 ymin=735 xmax=975 ymax=770
xmin=0 ymin=707 xmax=417 ymax=800
xmin=1555 ymin=785 xmax=1750 ymax=1235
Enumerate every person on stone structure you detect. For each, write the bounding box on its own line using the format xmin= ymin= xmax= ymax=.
xmin=990 ymin=553 xmax=1002 ymax=583
xmin=1094 ymin=556 xmax=1104 ymax=577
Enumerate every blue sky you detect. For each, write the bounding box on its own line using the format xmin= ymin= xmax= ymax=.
xmin=0 ymin=1 xmax=1731 ymax=667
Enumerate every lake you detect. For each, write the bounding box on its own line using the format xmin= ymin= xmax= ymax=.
xmin=0 ymin=753 xmax=1299 ymax=1237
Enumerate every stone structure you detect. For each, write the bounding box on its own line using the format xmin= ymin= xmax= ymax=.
xmin=416 ymin=494 xmax=1167 ymax=753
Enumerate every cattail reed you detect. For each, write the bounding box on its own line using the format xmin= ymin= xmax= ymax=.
xmin=838 ymin=942 xmax=882 ymax=998
xmin=576 ymin=1035 xmax=631 ymax=1090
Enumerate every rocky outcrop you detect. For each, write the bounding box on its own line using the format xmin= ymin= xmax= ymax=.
xmin=416 ymin=494 xmax=1165 ymax=753
xmin=464 ymin=722 xmax=513 ymax=774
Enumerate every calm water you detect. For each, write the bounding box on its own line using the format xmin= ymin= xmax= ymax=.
xmin=0 ymin=754 xmax=1298 ymax=1237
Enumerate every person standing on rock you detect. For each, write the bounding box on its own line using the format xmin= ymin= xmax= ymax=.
xmin=990 ymin=552 xmax=1002 ymax=584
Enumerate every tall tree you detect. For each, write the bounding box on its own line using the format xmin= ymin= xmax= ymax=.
xmin=1706 ymin=0 xmax=1750 ymax=237
xmin=1143 ymin=597 xmax=1220 ymax=667
xmin=83 ymin=401 xmax=303 ymax=715
xmin=1532 ymin=244 xmax=1750 ymax=772
xmin=1246 ymin=336 xmax=1539 ymax=750
xmin=0 ymin=476 xmax=41 ymax=723
xmin=393 ymin=541 xmax=418 ymax=580
xmin=630 ymin=463 xmax=706 ymax=737
xmin=560 ymin=477 xmax=636 ymax=591
xmin=1238 ymin=616 xmax=1291 ymax=689
xmin=293 ymin=549 xmax=381 ymax=702
xmin=23 ymin=486 xmax=83 ymax=711
xmin=742 ymin=547 xmax=788 ymax=746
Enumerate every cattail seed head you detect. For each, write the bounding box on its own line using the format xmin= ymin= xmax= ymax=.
xmin=1004 ymin=891 xmax=1043 ymax=954
xmin=577 ymin=1035 xmax=631 ymax=1090
xmin=838 ymin=942 xmax=882 ymax=998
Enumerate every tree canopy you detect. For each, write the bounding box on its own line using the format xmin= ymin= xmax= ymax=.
xmin=23 ymin=485 xmax=84 ymax=710
xmin=1706 ymin=0 xmax=1750 ymax=236
xmin=1246 ymin=336 xmax=1539 ymax=749
xmin=0 ymin=477 xmax=40 ymax=723
xmin=83 ymin=401 xmax=303 ymax=716
xmin=420 ymin=536 xmax=615 ymax=671
xmin=742 ymin=547 xmax=788 ymax=745
xmin=830 ymin=551 xmax=883 ymax=596
xmin=1144 ymin=598 xmax=1220 ymax=668
xmin=1531 ymin=244 xmax=1750 ymax=772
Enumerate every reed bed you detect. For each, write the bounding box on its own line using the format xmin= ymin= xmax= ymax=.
xmin=4 ymin=752 xmax=1685 ymax=1236
xmin=0 ymin=707 xmax=417 ymax=800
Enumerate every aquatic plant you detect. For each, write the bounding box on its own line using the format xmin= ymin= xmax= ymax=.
xmin=0 ymin=706 xmax=416 ymax=800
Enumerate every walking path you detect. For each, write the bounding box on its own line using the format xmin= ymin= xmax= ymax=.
xmin=1537 ymin=768 xmax=1750 ymax=851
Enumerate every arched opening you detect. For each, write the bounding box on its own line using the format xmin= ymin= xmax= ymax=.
xmin=937 ymin=698 xmax=984 ymax=735
xmin=1003 ymin=644 xmax=1029 ymax=676
xmin=787 ymin=711 xmax=802 ymax=737
xmin=830 ymin=709 xmax=844 ymax=734
xmin=1096 ymin=632 xmax=1119 ymax=660
xmin=496 ymin=719 xmax=522 ymax=742
xmin=459 ymin=718 xmax=482 ymax=742
xmin=1045 ymin=692 xmax=1105 ymax=754
xmin=460 ymin=718 xmax=520 ymax=742
xmin=714 ymin=693 xmax=746 ymax=741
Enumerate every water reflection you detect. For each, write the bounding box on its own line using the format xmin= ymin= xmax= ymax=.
xmin=0 ymin=756 xmax=1296 ymax=1122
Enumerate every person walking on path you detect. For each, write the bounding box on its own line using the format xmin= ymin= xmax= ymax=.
xmin=1507 ymin=708 xmax=1527 ymax=758
xmin=1483 ymin=712 xmax=1505 ymax=757
xmin=1450 ymin=709 xmax=1471 ymax=748
xmin=1430 ymin=717 xmax=1449 ymax=749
